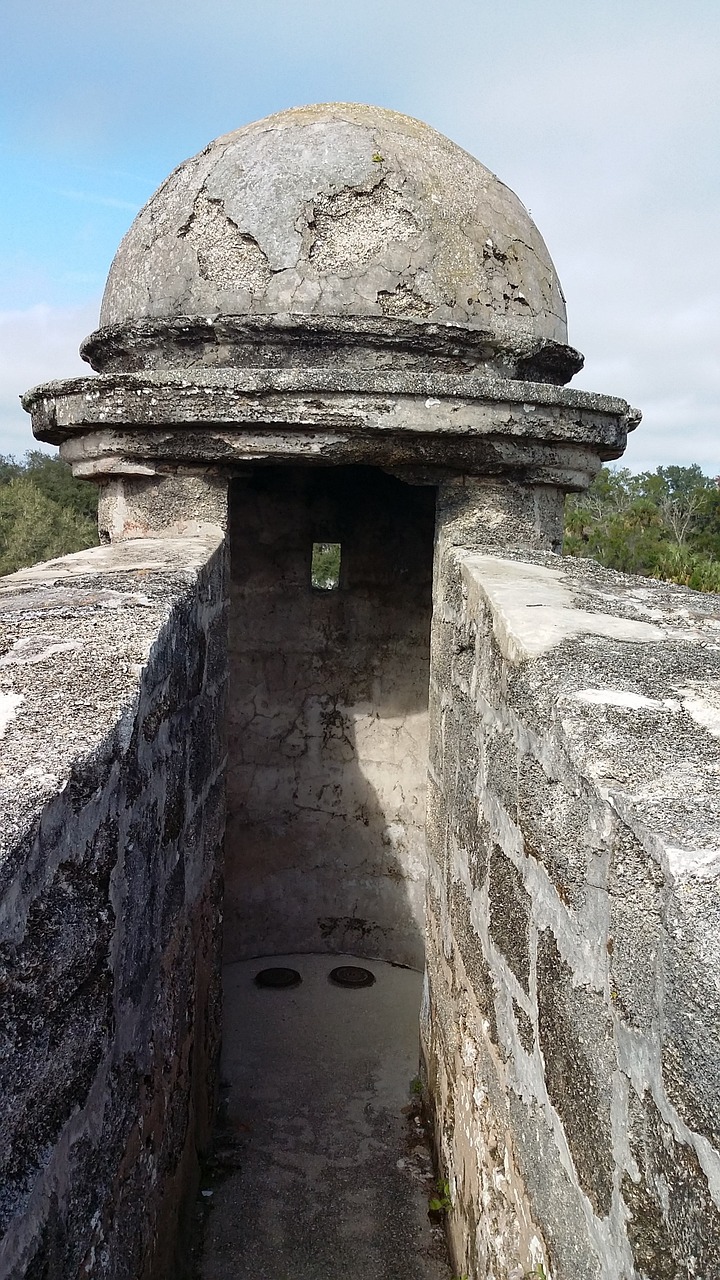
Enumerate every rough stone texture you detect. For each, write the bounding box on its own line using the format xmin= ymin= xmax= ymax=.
xmin=225 ymin=466 xmax=434 ymax=969
xmin=96 ymin=472 xmax=228 ymax=542
xmin=80 ymin=314 xmax=584 ymax=382
xmin=16 ymin=99 xmax=695 ymax=1280
xmin=436 ymin=475 xmax=566 ymax=558
xmin=20 ymin=107 xmax=639 ymax=506
xmin=623 ymin=1089 xmax=720 ymax=1280
xmin=536 ymin=930 xmax=616 ymax=1217
xmin=199 ymin=955 xmax=450 ymax=1279
xmin=0 ymin=534 xmax=227 ymax=1280
xmin=97 ymin=104 xmax=568 ymax=352
xmin=488 ymin=847 xmax=531 ymax=990
xmin=23 ymin=367 xmax=638 ymax=495
xmin=422 ymin=540 xmax=720 ymax=1280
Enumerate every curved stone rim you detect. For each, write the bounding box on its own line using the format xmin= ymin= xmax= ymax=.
xmin=80 ymin=314 xmax=585 ymax=386
xmin=23 ymin=367 xmax=637 ymax=422
xmin=59 ymin=433 xmax=619 ymax=492
xmin=24 ymin=368 xmax=639 ymax=492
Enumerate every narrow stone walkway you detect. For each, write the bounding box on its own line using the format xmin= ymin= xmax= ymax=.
xmin=197 ymin=954 xmax=451 ymax=1280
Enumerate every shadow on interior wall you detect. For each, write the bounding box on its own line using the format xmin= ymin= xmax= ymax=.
xmin=223 ymin=465 xmax=436 ymax=971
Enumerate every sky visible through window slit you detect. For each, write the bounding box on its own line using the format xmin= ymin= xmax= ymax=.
xmin=311 ymin=542 xmax=341 ymax=590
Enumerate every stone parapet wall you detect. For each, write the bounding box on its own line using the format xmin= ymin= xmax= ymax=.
xmin=423 ymin=547 xmax=720 ymax=1279
xmin=0 ymin=534 xmax=227 ymax=1280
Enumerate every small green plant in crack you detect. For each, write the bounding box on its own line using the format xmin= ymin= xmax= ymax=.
xmin=372 ymin=152 xmax=384 ymax=163
xmin=532 ymin=1264 xmax=547 ymax=1280
xmin=409 ymin=1075 xmax=423 ymax=1096
xmin=428 ymin=1177 xmax=452 ymax=1213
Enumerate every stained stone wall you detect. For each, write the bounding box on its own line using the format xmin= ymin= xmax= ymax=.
xmin=0 ymin=534 xmax=226 ymax=1280
xmin=422 ymin=546 xmax=720 ymax=1280
xmin=225 ymin=465 xmax=434 ymax=968
xmin=4 ymin=485 xmax=720 ymax=1280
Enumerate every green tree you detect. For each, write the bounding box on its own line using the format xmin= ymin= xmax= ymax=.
xmin=311 ymin=541 xmax=341 ymax=590
xmin=564 ymin=465 xmax=720 ymax=592
xmin=637 ymin=465 xmax=714 ymax=546
xmin=0 ymin=451 xmax=99 ymax=516
xmin=0 ymin=456 xmax=98 ymax=576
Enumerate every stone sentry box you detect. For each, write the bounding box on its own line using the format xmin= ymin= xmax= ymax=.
xmin=23 ymin=104 xmax=636 ymax=978
xmin=17 ymin=103 xmax=717 ymax=1280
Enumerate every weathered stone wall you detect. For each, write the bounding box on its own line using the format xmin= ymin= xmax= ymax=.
xmin=226 ymin=465 xmax=434 ymax=968
xmin=423 ymin=545 xmax=720 ymax=1279
xmin=0 ymin=534 xmax=227 ymax=1280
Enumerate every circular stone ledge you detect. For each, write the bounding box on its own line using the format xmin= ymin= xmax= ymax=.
xmin=59 ymin=430 xmax=611 ymax=491
xmin=24 ymin=369 xmax=639 ymax=492
xmin=80 ymin=315 xmax=585 ymax=386
xmin=23 ymin=368 xmax=639 ymax=438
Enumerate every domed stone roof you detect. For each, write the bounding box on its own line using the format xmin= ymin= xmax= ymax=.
xmin=25 ymin=103 xmax=636 ymax=488
xmin=98 ymin=104 xmax=569 ymax=355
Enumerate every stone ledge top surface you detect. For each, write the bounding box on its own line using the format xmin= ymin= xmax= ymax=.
xmin=460 ymin=550 xmax=720 ymax=883
xmin=0 ymin=534 xmax=222 ymax=878
xmin=24 ymin=369 xmax=639 ymax=456
xmin=463 ymin=552 xmax=720 ymax=663
xmin=25 ymin=367 xmax=636 ymax=416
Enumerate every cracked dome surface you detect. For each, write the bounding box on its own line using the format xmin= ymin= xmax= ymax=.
xmin=100 ymin=103 xmax=568 ymax=345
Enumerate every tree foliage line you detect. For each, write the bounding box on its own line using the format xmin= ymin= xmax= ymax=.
xmin=564 ymin=464 xmax=720 ymax=592
xmin=0 ymin=452 xmax=98 ymax=576
xmin=1 ymin=454 xmax=720 ymax=593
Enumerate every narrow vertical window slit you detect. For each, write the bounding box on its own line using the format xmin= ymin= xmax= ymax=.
xmin=311 ymin=542 xmax=341 ymax=590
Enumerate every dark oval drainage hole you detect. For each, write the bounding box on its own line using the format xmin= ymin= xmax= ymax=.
xmin=329 ymin=965 xmax=376 ymax=988
xmin=254 ymin=967 xmax=302 ymax=989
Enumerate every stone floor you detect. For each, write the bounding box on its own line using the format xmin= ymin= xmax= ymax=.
xmin=197 ymin=953 xmax=452 ymax=1280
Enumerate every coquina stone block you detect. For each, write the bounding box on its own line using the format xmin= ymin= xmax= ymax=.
xmin=423 ymin=546 xmax=720 ymax=1279
xmin=0 ymin=536 xmax=226 ymax=1280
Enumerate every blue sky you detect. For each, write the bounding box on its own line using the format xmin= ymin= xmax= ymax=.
xmin=1 ymin=0 xmax=718 ymax=471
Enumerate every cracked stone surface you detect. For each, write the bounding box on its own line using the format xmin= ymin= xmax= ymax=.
xmin=0 ymin=536 xmax=226 ymax=1280
xmin=24 ymin=366 xmax=638 ymax=492
xmin=99 ymin=103 xmax=568 ymax=349
xmin=22 ymin=105 xmax=640 ymax=498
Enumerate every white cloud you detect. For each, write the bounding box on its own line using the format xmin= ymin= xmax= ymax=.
xmin=0 ymin=301 xmax=99 ymax=457
xmin=412 ymin=18 xmax=720 ymax=473
xmin=2 ymin=0 xmax=717 ymax=474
